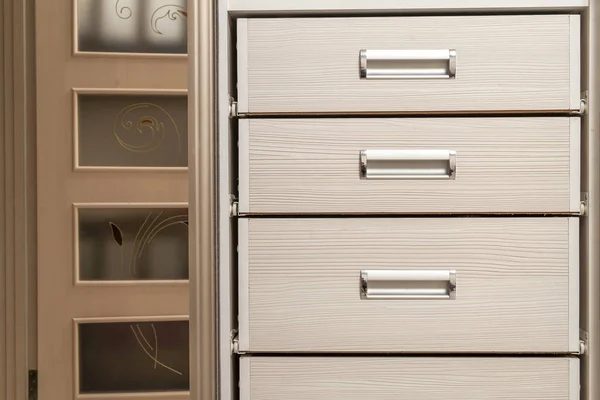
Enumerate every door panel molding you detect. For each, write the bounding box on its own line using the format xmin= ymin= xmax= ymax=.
xmin=0 ymin=0 xmax=36 ymax=397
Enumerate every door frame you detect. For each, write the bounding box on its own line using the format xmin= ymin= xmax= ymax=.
xmin=1 ymin=0 xmax=219 ymax=398
xmin=188 ymin=0 xmax=217 ymax=399
xmin=582 ymin=4 xmax=600 ymax=400
xmin=0 ymin=0 xmax=37 ymax=397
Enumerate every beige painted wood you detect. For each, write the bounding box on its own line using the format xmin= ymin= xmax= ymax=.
xmin=237 ymin=15 xmax=579 ymax=114
xmin=581 ymin=3 xmax=600 ymax=400
xmin=216 ymin=2 xmax=236 ymax=400
xmin=240 ymin=357 xmax=580 ymax=400
xmin=240 ymin=117 xmax=579 ymax=214
xmin=36 ymin=0 xmax=188 ymax=398
xmin=239 ymin=217 xmax=578 ymax=353
xmin=188 ymin=0 xmax=217 ymax=399
xmin=26 ymin=0 xmax=38 ymax=373
xmin=0 ymin=0 xmax=35 ymax=397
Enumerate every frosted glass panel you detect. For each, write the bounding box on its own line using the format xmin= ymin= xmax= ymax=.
xmin=78 ymin=94 xmax=187 ymax=168
xmin=78 ymin=208 xmax=188 ymax=281
xmin=78 ymin=321 xmax=189 ymax=393
xmin=77 ymin=0 xmax=187 ymax=54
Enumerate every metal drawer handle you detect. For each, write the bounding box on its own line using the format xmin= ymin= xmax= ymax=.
xmin=360 ymin=270 xmax=457 ymax=300
xmin=359 ymin=49 xmax=456 ymax=79
xmin=359 ymin=149 xmax=456 ymax=180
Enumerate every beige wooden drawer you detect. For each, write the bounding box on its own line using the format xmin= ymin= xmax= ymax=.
xmin=239 ymin=117 xmax=580 ymax=215
xmin=237 ymin=15 xmax=580 ymax=115
xmin=238 ymin=218 xmax=579 ymax=353
xmin=240 ymin=357 xmax=580 ymax=400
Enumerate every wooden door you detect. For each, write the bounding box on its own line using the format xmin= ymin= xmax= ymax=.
xmin=36 ymin=0 xmax=189 ymax=398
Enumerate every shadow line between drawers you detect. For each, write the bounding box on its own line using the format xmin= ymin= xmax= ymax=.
xmin=230 ymin=10 xmax=587 ymax=19
xmin=236 ymin=213 xmax=582 ymax=219
xmin=237 ymin=110 xmax=581 ymax=119
xmin=235 ymin=352 xmax=580 ymax=358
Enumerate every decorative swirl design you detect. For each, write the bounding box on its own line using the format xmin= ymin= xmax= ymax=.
xmin=113 ymin=1 xmax=187 ymax=35
xmin=113 ymin=103 xmax=182 ymax=161
xmin=114 ymin=0 xmax=132 ymax=19
xmin=151 ymin=5 xmax=187 ymax=35
xmin=130 ymin=323 xmax=183 ymax=375
xmin=108 ymin=211 xmax=188 ymax=278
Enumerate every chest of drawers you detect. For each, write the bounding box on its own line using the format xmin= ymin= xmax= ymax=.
xmin=203 ymin=2 xmax=599 ymax=400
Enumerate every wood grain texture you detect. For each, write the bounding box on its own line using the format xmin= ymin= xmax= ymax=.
xmin=569 ymin=218 xmax=580 ymax=351
xmin=230 ymin=0 xmax=589 ymax=13
xmin=239 ymin=218 xmax=578 ymax=353
xmin=240 ymin=118 xmax=577 ymax=214
xmin=570 ymin=118 xmax=581 ymax=211
xmin=240 ymin=357 xmax=579 ymax=400
xmin=239 ymin=15 xmax=577 ymax=113
xmin=570 ymin=15 xmax=581 ymax=110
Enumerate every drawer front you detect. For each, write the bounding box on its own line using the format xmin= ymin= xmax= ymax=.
xmin=238 ymin=218 xmax=579 ymax=353
xmin=237 ymin=15 xmax=580 ymax=114
xmin=240 ymin=357 xmax=579 ymax=400
xmin=239 ymin=118 xmax=580 ymax=215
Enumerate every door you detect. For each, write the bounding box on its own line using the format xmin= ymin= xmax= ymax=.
xmin=36 ymin=0 xmax=189 ymax=398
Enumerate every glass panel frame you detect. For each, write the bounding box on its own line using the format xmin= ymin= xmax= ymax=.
xmin=73 ymin=89 xmax=189 ymax=171
xmin=74 ymin=317 xmax=190 ymax=396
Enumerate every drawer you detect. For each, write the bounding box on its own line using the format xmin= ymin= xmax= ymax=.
xmin=240 ymin=357 xmax=579 ymax=400
xmin=238 ymin=218 xmax=579 ymax=353
xmin=239 ymin=117 xmax=580 ymax=215
xmin=237 ymin=15 xmax=580 ymax=115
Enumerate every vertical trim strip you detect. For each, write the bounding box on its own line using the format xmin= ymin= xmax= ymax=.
xmin=73 ymin=205 xmax=79 ymax=284
xmin=71 ymin=0 xmax=78 ymax=55
xmin=584 ymin=3 xmax=600 ymax=400
xmin=1 ymin=0 xmax=33 ymax=396
xmin=571 ymin=15 xmax=582 ymax=111
xmin=239 ymin=119 xmax=250 ymax=214
xmin=237 ymin=19 xmax=249 ymax=114
xmin=238 ymin=219 xmax=250 ymax=351
xmin=72 ymin=90 xmax=80 ymax=170
xmin=571 ymin=117 xmax=582 ymax=212
xmin=569 ymin=217 xmax=580 ymax=353
xmin=189 ymin=0 xmax=216 ymax=398
xmin=571 ymin=357 xmax=581 ymax=400
xmin=239 ymin=357 xmax=251 ymax=400
xmin=218 ymin=1 xmax=233 ymax=400
xmin=73 ymin=319 xmax=80 ymax=397
xmin=1 ymin=8 xmax=7 ymax=395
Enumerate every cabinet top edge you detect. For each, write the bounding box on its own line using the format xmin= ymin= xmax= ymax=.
xmin=227 ymin=0 xmax=588 ymax=14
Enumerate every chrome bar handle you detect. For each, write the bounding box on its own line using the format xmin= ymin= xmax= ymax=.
xmin=360 ymin=270 xmax=457 ymax=300
xmin=359 ymin=49 xmax=457 ymax=79
xmin=359 ymin=149 xmax=456 ymax=180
